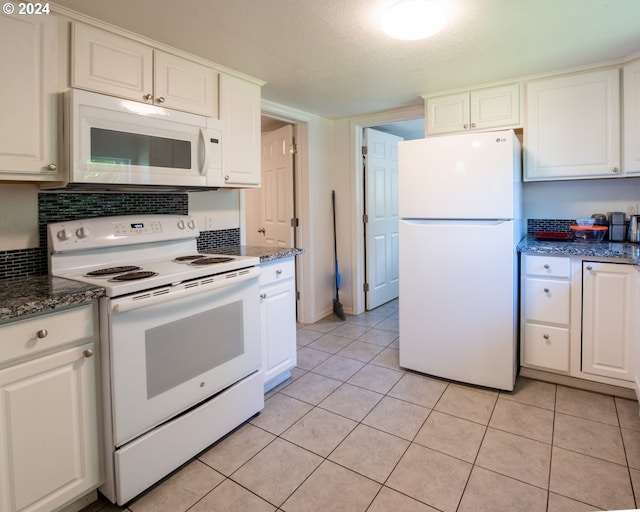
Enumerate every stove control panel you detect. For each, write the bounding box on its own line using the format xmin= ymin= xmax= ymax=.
xmin=48 ymin=215 xmax=200 ymax=253
xmin=114 ymin=220 xmax=163 ymax=236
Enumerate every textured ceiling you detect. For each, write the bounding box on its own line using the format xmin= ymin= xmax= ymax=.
xmin=53 ymin=0 xmax=640 ymax=119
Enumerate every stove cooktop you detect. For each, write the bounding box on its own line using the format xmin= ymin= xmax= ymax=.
xmin=57 ymin=253 xmax=259 ymax=297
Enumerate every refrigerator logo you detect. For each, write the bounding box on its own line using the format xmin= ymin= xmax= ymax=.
xmin=496 ymin=137 xmax=507 ymax=143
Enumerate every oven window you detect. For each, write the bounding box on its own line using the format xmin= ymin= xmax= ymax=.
xmin=90 ymin=128 xmax=191 ymax=169
xmin=145 ymin=301 xmax=244 ymax=399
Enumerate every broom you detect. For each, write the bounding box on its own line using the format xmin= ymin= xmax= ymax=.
xmin=332 ymin=190 xmax=346 ymax=320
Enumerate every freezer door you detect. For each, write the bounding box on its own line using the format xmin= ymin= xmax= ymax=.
xmin=398 ymin=130 xmax=521 ymax=219
xmin=398 ymin=219 xmax=518 ymax=390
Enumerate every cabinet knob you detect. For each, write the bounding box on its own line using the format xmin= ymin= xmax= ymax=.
xmin=260 ymin=293 xmax=267 ymax=299
xmin=225 ymin=175 xmax=230 ymax=181
xmin=612 ymin=167 xmax=620 ymax=174
xmin=543 ymin=334 xmax=550 ymax=340
xmin=36 ymin=329 xmax=48 ymax=339
xmin=471 ymin=122 xmax=476 ymax=128
xmin=47 ymin=163 xmax=57 ymax=171
xmin=83 ymin=349 xmax=94 ymax=358
xmin=463 ymin=123 xmax=469 ymax=129
xmin=544 ymin=264 xmax=550 ymax=269
xmin=544 ymin=288 xmax=550 ymax=293
xmin=276 ymin=269 xmax=283 ymax=275
xmin=156 ymin=96 xmax=166 ymax=104
xmin=143 ymin=93 xmax=153 ymax=101
xmin=586 ymin=265 xmax=593 ymax=271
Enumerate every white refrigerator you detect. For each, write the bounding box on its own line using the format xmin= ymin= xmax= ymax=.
xmin=398 ymin=130 xmax=522 ymax=391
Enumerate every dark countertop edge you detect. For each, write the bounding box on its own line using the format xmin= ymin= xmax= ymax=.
xmin=0 ymin=276 xmax=105 ymax=324
xmin=517 ymin=236 xmax=640 ymax=265
xmin=203 ymin=245 xmax=304 ymax=262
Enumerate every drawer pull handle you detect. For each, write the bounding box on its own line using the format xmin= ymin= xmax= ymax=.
xmin=543 ymin=334 xmax=550 ymax=340
xmin=83 ymin=349 xmax=94 ymax=358
xmin=36 ymin=329 xmax=48 ymax=339
xmin=276 ymin=269 xmax=282 ymax=275
xmin=544 ymin=264 xmax=550 ymax=269
xmin=544 ymin=288 xmax=550 ymax=293
xmin=260 ymin=293 xmax=267 ymax=299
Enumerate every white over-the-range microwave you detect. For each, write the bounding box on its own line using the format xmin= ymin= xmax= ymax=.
xmin=43 ymin=89 xmax=223 ymax=191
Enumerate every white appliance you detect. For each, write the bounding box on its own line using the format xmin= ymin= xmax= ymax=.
xmin=49 ymin=215 xmax=263 ymax=505
xmin=398 ymin=130 xmax=522 ymax=391
xmin=45 ymin=89 xmax=223 ymax=191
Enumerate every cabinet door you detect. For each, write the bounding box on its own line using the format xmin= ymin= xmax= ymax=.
xmin=623 ymin=59 xmax=640 ymax=174
xmin=582 ymin=262 xmax=636 ymax=382
xmin=0 ymin=14 xmax=59 ymax=179
xmin=72 ymin=23 xmax=153 ymax=103
xmin=219 ymin=74 xmax=261 ymax=187
xmin=154 ymin=51 xmax=217 ymax=117
xmin=470 ymin=84 xmax=519 ymax=131
xmin=425 ymin=93 xmax=469 ymax=135
xmin=524 ymin=68 xmax=621 ymax=181
xmin=0 ymin=343 xmax=100 ymax=512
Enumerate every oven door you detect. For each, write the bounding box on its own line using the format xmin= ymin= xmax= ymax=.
xmin=106 ymin=268 xmax=261 ymax=447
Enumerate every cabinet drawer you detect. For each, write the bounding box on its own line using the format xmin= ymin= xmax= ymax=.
xmin=523 ymin=323 xmax=569 ymax=372
xmin=259 ymin=258 xmax=295 ymax=286
xmin=523 ymin=278 xmax=570 ymax=325
xmin=0 ymin=305 xmax=94 ymax=365
xmin=523 ymin=254 xmax=570 ymax=278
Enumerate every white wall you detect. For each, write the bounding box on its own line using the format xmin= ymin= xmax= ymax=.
xmin=188 ymin=189 xmax=240 ymax=232
xmin=523 ymin=178 xmax=640 ymax=219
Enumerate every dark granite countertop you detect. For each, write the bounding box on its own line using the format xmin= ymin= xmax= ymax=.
xmin=0 ymin=276 xmax=105 ymax=323
xmin=517 ymin=236 xmax=640 ymax=265
xmin=203 ymin=245 xmax=304 ymax=263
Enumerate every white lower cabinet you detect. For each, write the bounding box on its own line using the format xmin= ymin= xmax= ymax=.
xmin=521 ymin=255 xmax=571 ymax=373
xmin=521 ymin=254 xmax=639 ymax=391
xmin=0 ymin=305 xmax=100 ymax=512
xmin=260 ymin=258 xmax=297 ymax=392
xmin=582 ymin=262 xmax=637 ymax=382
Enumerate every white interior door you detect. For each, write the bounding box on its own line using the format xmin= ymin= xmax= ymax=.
xmin=363 ymin=128 xmax=402 ymax=310
xmin=246 ymin=125 xmax=294 ymax=247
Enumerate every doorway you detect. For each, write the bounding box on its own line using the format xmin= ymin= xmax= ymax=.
xmin=362 ymin=127 xmax=403 ymax=310
xmin=354 ymin=115 xmax=425 ymax=314
xmin=245 ymin=114 xmax=301 ymax=319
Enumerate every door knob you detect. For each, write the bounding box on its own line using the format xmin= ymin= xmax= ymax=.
xmin=258 ymin=227 xmax=265 ymax=235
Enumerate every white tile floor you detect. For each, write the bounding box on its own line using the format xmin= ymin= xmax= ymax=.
xmin=85 ymin=299 xmax=640 ymax=512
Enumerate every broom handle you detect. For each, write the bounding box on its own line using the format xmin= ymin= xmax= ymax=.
xmin=332 ymin=190 xmax=340 ymax=290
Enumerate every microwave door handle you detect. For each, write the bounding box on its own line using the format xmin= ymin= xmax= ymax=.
xmin=199 ymin=127 xmax=211 ymax=176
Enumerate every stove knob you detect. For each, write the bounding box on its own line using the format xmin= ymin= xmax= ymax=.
xmin=177 ymin=220 xmax=185 ymax=230
xmin=76 ymin=226 xmax=90 ymax=239
xmin=56 ymin=228 xmax=72 ymax=241
xmin=188 ymin=219 xmax=196 ymax=230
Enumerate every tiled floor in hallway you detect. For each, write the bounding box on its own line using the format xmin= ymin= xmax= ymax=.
xmin=87 ymin=299 xmax=640 ymax=512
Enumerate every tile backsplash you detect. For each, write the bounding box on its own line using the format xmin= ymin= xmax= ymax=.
xmin=0 ymin=192 xmax=239 ymax=279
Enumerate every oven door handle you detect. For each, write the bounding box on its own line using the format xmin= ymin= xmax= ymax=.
xmin=110 ymin=268 xmax=261 ymax=313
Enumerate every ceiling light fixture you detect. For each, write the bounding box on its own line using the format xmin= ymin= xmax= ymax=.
xmin=381 ymin=0 xmax=446 ymax=40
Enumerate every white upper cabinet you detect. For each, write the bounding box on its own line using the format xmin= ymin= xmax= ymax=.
xmin=524 ymin=68 xmax=621 ymax=181
xmin=72 ymin=23 xmax=217 ymax=117
xmin=0 ymin=14 xmax=60 ymax=180
xmin=623 ymin=59 xmax=640 ymax=175
xmin=219 ymin=74 xmax=261 ymax=187
xmin=426 ymin=84 xmax=520 ymax=135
